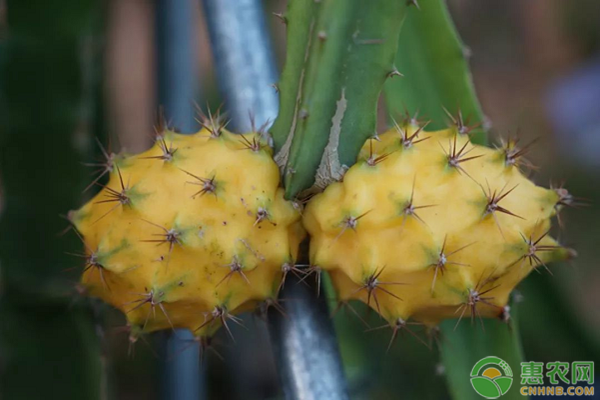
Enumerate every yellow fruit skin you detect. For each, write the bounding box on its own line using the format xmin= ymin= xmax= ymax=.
xmin=73 ymin=129 xmax=305 ymax=337
xmin=303 ymin=125 xmax=570 ymax=328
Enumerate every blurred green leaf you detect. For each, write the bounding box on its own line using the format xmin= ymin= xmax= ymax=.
xmin=440 ymin=310 xmax=525 ymax=400
xmin=0 ymin=1 xmax=104 ymax=398
xmin=518 ymin=274 xmax=600 ymax=363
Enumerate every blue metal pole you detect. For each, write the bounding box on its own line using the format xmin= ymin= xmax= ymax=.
xmin=157 ymin=0 xmax=200 ymax=133
xmin=156 ymin=0 xmax=204 ymax=399
xmin=268 ymin=274 xmax=350 ymax=400
xmin=201 ymin=0 xmax=279 ymax=132
xmin=201 ymin=1 xmax=349 ymax=399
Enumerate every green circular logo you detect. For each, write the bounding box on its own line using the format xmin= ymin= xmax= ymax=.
xmin=470 ymin=356 xmax=513 ymax=399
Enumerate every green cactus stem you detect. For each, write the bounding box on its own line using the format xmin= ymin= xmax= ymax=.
xmin=384 ymin=0 xmax=486 ymax=144
xmin=271 ymin=0 xmax=408 ymax=199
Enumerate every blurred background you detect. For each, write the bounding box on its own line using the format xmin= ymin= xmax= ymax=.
xmin=0 ymin=0 xmax=599 ymax=399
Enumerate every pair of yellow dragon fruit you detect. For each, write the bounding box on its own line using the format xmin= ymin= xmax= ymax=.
xmin=71 ymin=116 xmax=573 ymax=343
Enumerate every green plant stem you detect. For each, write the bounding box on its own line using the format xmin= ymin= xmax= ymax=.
xmin=384 ymin=0 xmax=486 ymax=144
xmin=271 ymin=0 xmax=408 ymax=199
xmin=0 ymin=0 xmax=103 ymax=398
